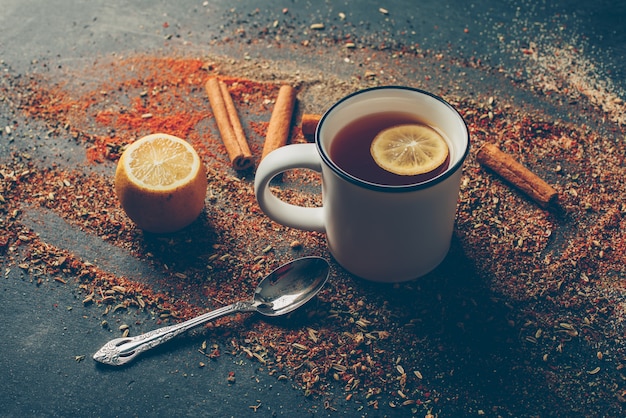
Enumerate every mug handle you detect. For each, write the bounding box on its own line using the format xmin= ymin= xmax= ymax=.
xmin=254 ymin=143 xmax=326 ymax=232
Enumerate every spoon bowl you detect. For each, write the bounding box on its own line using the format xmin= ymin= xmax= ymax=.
xmin=93 ymin=256 xmax=330 ymax=366
xmin=253 ymin=256 xmax=329 ymax=316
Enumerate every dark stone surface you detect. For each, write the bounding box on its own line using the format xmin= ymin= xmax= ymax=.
xmin=1 ymin=1 xmax=624 ymax=417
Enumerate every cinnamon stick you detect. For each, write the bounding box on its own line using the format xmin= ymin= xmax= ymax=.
xmin=301 ymin=113 xmax=321 ymax=137
xmin=261 ymin=85 xmax=297 ymax=160
xmin=205 ymin=77 xmax=253 ymax=170
xmin=476 ymin=143 xmax=558 ymax=208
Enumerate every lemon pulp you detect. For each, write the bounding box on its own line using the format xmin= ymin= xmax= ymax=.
xmin=126 ymin=136 xmax=197 ymax=189
xmin=370 ymin=124 xmax=449 ymax=176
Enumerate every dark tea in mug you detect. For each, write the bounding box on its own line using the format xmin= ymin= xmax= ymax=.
xmin=329 ymin=111 xmax=450 ymax=186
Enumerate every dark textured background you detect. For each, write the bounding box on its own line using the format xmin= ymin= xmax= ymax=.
xmin=1 ymin=1 xmax=624 ymax=417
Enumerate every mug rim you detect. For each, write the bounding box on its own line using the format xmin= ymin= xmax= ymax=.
xmin=316 ymin=86 xmax=470 ymax=192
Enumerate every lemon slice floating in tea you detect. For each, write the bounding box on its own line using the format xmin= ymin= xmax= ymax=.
xmin=115 ymin=133 xmax=207 ymax=233
xmin=370 ymin=124 xmax=449 ymax=176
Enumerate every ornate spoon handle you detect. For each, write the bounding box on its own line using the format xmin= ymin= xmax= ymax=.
xmin=93 ymin=301 xmax=255 ymax=366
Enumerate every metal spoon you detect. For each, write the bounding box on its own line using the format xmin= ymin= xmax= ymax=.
xmin=93 ymin=256 xmax=330 ymax=366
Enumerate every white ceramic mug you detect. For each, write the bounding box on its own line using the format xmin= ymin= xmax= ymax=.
xmin=254 ymin=86 xmax=470 ymax=282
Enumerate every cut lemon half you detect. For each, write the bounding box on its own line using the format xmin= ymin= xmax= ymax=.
xmin=370 ymin=124 xmax=449 ymax=176
xmin=115 ymin=133 xmax=207 ymax=233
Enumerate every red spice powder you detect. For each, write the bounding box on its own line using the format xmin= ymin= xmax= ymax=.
xmin=19 ymin=55 xmax=282 ymax=163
